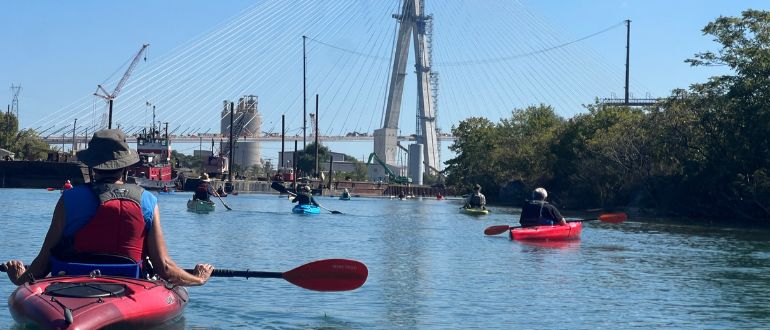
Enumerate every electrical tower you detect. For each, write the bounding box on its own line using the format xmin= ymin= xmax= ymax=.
xmin=10 ymin=84 xmax=21 ymax=120
xmin=374 ymin=0 xmax=440 ymax=177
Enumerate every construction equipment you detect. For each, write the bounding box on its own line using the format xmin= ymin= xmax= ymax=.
xmin=367 ymin=153 xmax=411 ymax=184
xmin=94 ymin=44 xmax=149 ymax=128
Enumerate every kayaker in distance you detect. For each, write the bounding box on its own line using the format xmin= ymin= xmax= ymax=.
xmin=216 ymin=185 xmax=227 ymax=197
xmin=519 ymin=187 xmax=566 ymax=227
xmin=2 ymin=129 xmax=213 ymax=286
xmin=194 ymin=173 xmax=216 ymax=201
xmin=341 ymin=188 xmax=351 ymax=199
xmin=292 ymin=185 xmax=320 ymax=206
xmin=61 ymin=180 xmax=73 ymax=190
xmin=463 ymin=184 xmax=487 ymax=209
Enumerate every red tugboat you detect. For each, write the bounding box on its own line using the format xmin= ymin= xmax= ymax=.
xmin=127 ymin=125 xmax=175 ymax=190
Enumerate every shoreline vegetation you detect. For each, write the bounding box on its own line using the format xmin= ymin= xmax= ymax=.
xmin=443 ymin=10 xmax=770 ymax=225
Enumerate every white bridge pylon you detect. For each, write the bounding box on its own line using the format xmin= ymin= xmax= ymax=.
xmin=374 ymin=0 xmax=439 ymax=176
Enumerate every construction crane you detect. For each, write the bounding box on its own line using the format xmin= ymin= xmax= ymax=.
xmin=94 ymin=43 xmax=149 ymax=129
xmin=367 ymin=153 xmax=411 ymax=184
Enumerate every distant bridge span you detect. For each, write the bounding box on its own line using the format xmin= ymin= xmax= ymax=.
xmin=43 ymin=134 xmax=456 ymax=147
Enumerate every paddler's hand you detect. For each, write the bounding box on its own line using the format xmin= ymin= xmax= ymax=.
xmin=3 ymin=260 xmax=27 ymax=285
xmin=192 ymin=263 xmax=214 ymax=285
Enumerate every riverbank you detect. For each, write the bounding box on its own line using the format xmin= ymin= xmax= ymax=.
xmin=181 ymin=177 xmax=450 ymax=197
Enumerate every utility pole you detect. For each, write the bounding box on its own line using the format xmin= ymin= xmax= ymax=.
xmin=624 ymin=19 xmax=631 ymax=105
xmin=280 ymin=114 xmax=285 ymax=168
xmin=314 ymin=94 xmax=319 ymax=178
xmin=108 ymin=100 xmax=113 ymax=129
xmin=72 ymin=118 xmax=77 ymax=154
xmin=228 ymin=102 xmax=234 ymax=184
xmin=302 ymin=35 xmax=307 ymax=149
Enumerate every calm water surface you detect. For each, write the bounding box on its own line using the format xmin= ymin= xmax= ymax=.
xmin=1 ymin=188 xmax=770 ymax=329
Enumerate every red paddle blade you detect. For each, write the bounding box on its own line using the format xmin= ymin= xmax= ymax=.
xmin=598 ymin=212 xmax=627 ymax=223
xmin=283 ymin=259 xmax=368 ymax=292
xmin=484 ymin=225 xmax=512 ymax=236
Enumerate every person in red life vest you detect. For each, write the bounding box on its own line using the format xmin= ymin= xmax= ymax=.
xmin=2 ymin=129 xmax=213 ymax=286
xmin=194 ymin=173 xmax=216 ymax=201
xmin=62 ymin=180 xmax=73 ymax=190
xmin=162 ymin=185 xmax=169 ymax=193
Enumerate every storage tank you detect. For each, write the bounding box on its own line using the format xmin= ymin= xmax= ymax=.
xmin=220 ymin=95 xmax=262 ymax=172
xmin=238 ymin=95 xmax=261 ymax=138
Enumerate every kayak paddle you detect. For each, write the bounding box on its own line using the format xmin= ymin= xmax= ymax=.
xmin=212 ymin=190 xmax=232 ymax=211
xmin=186 ymin=258 xmax=367 ymax=291
xmin=271 ymin=181 xmax=342 ymax=214
xmin=483 ymin=212 xmax=628 ymax=236
xmin=2 ymin=259 xmax=368 ymax=292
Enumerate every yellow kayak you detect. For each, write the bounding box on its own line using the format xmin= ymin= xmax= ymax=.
xmin=461 ymin=207 xmax=489 ymax=215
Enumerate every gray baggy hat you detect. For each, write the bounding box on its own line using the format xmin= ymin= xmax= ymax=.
xmin=77 ymin=129 xmax=140 ymax=170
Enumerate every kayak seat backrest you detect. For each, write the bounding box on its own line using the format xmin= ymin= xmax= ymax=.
xmin=50 ymin=254 xmax=141 ymax=278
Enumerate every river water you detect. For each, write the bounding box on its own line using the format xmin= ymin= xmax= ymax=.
xmin=1 ymin=189 xmax=769 ymax=329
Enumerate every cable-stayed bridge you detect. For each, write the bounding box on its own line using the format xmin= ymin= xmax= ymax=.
xmin=31 ymin=0 xmax=650 ymax=174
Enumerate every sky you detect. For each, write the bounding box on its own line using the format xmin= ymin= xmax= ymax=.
xmin=2 ymin=0 xmax=768 ymax=163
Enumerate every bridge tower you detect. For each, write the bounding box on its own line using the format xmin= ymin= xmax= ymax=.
xmin=374 ymin=0 xmax=439 ymax=176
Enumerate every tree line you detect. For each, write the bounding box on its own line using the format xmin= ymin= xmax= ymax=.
xmin=443 ymin=10 xmax=770 ymax=223
xmin=0 ymin=112 xmax=51 ymax=160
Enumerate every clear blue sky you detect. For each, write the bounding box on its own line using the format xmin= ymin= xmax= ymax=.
xmin=1 ymin=0 xmax=767 ymax=162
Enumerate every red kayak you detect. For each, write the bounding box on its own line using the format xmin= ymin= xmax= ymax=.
xmin=510 ymin=222 xmax=582 ymax=241
xmin=8 ymin=275 xmax=188 ymax=329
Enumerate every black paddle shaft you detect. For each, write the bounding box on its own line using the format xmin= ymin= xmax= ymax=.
xmin=0 ymin=265 xmax=283 ymax=280
xmin=184 ymin=268 xmax=282 ymax=279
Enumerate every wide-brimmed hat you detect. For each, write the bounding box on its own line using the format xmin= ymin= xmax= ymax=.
xmin=200 ymin=173 xmax=211 ymax=182
xmin=77 ymin=129 xmax=139 ymax=170
xmin=302 ymin=185 xmax=311 ymax=192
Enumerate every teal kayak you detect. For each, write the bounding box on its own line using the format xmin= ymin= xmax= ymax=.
xmin=292 ymin=204 xmax=321 ymax=214
xmin=187 ymin=199 xmax=215 ymax=213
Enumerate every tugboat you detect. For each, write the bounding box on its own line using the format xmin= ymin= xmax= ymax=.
xmin=126 ymin=124 xmax=175 ymax=191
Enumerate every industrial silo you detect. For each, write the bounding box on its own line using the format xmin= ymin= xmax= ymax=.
xmin=220 ymin=95 xmax=262 ymax=172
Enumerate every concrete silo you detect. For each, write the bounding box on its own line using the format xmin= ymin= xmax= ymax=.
xmin=220 ymin=95 xmax=262 ymax=172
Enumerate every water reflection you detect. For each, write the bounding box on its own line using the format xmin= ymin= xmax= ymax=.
xmin=2 ymin=190 xmax=770 ymax=328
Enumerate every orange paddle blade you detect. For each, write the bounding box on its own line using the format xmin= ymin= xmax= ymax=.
xmin=598 ymin=212 xmax=627 ymax=223
xmin=484 ymin=225 xmax=512 ymax=236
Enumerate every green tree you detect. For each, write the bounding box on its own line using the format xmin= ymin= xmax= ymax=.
xmin=0 ymin=112 xmax=19 ymax=150
xmin=669 ymin=9 xmax=770 ymax=219
xmin=444 ymin=117 xmax=499 ymax=198
xmin=295 ymin=142 xmax=331 ymax=177
xmin=495 ymin=104 xmax=564 ymax=187
xmin=12 ymin=129 xmax=51 ymax=160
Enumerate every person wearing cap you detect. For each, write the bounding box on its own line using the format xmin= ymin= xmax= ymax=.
xmin=194 ymin=173 xmax=216 ymax=202
xmin=291 ymin=185 xmax=320 ymax=207
xmin=463 ymin=184 xmax=487 ymax=209
xmin=519 ymin=187 xmax=566 ymax=227
xmin=3 ymin=129 xmax=213 ymax=286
